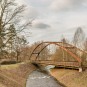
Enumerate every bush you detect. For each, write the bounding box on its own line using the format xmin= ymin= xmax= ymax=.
xmin=1 ymin=60 xmax=17 ymax=65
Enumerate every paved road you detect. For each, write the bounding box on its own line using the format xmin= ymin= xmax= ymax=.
xmin=26 ymin=70 xmax=63 ymax=87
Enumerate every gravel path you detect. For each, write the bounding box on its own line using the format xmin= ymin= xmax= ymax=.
xmin=26 ymin=70 xmax=63 ymax=87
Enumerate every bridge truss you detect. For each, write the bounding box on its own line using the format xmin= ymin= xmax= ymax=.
xmin=29 ymin=42 xmax=87 ymax=71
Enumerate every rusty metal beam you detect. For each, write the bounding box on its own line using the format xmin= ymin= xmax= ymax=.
xmin=29 ymin=42 xmax=44 ymax=60
xmin=56 ymin=43 xmax=82 ymax=63
xmin=35 ymin=43 xmax=51 ymax=60
xmin=29 ymin=41 xmax=82 ymax=65
xmin=43 ymin=41 xmax=87 ymax=54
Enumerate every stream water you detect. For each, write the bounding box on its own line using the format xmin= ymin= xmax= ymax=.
xmin=26 ymin=69 xmax=63 ymax=87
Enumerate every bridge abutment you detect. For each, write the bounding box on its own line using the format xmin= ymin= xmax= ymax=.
xmin=79 ymin=67 xmax=83 ymax=72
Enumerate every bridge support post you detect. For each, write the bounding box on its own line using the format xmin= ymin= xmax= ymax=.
xmin=79 ymin=67 xmax=83 ymax=72
xmin=78 ymin=62 xmax=83 ymax=72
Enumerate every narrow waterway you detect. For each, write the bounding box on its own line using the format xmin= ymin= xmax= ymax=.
xmin=26 ymin=70 xmax=63 ymax=87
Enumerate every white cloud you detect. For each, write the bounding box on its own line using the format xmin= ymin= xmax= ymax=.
xmin=49 ymin=0 xmax=87 ymax=12
xmin=24 ymin=6 xmax=39 ymax=19
xmin=15 ymin=0 xmax=39 ymax=20
xmin=15 ymin=0 xmax=27 ymax=5
xmin=49 ymin=0 xmax=72 ymax=11
xmin=62 ymin=11 xmax=87 ymax=29
xmin=15 ymin=0 xmax=87 ymax=44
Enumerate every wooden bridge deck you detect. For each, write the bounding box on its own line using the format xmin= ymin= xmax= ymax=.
xmin=31 ymin=60 xmax=80 ymax=68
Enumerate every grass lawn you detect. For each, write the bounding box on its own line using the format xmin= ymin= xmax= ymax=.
xmin=0 ymin=62 xmax=37 ymax=87
xmin=50 ymin=68 xmax=87 ymax=87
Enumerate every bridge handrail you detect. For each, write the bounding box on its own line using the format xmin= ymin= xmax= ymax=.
xmin=29 ymin=42 xmax=82 ymax=64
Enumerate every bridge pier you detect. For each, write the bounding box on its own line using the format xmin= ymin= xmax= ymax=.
xmin=79 ymin=67 xmax=83 ymax=72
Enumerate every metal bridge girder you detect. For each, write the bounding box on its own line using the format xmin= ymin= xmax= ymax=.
xmin=29 ymin=42 xmax=83 ymax=64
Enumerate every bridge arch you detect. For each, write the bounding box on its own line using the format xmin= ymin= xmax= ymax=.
xmin=29 ymin=42 xmax=82 ymax=66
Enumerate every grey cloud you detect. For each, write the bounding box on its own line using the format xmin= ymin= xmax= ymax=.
xmin=71 ymin=0 xmax=87 ymax=8
xmin=33 ymin=22 xmax=50 ymax=29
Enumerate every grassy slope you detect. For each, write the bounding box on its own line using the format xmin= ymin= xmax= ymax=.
xmin=0 ymin=83 xmax=6 ymax=87
xmin=1 ymin=62 xmax=87 ymax=87
xmin=0 ymin=62 xmax=37 ymax=87
xmin=50 ymin=68 xmax=87 ymax=87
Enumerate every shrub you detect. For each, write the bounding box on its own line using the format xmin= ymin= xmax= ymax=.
xmin=1 ymin=60 xmax=17 ymax=65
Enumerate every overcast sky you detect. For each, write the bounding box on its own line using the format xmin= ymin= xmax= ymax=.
xmin=17 ymin=0 xmax=87 ymax=44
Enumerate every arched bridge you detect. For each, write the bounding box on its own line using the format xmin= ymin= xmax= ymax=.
xmin=29 ymin=42 xmax=87 ymax=71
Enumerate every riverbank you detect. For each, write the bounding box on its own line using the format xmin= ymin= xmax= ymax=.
xmin=1 ymin=63 xmax=87 ymax=87
xmin=0 ymin=62 xmax=37 ymax=87
xmin=50 ymin=68 xmax=87 ymax=87
xmin=0 ymin=63 xmax=64 ymax=87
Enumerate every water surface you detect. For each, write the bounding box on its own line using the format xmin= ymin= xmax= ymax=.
xmin=26 ymin=70 xmax=63 ymax=87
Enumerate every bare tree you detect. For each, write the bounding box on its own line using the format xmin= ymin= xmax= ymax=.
xmin=0 ymin=0 xmax=32 ymax=61
xmin=73 ymin=27 xmax=85 ymax=48
xmin=0 ymin=0 xmax=31 ymax=53
xmin=14 ymin=36 xmax=27 ymax=62
xmin=84 ymin=38 xmax=87 ymax=51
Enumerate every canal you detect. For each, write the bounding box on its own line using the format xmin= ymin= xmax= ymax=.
xmin=26 ymin=69 xmax=63 ymax=87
